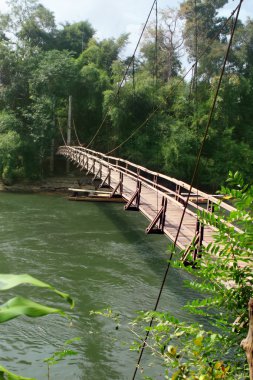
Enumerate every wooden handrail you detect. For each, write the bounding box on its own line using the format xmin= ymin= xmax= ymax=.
xmin=70 ymin=146 xmax=236 ymax=211
xmin=58 ymin=146 xmax=241 ymax=233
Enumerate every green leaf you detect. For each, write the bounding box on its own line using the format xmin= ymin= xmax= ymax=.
xmin=0 ymin=296 xmax=65 ymax=323
xmin=0 ymin=365 xmax=35 ymax=379
xmin=0 ymin=274 xmax=74 ymax=308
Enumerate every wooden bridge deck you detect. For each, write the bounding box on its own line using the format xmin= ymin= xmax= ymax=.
xmin=108 ymin=169 xmax=215 ymax=250
xmin=58 ymin=146 xmax=239 ymax=254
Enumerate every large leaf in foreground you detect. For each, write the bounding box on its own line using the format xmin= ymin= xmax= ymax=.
xmin=0 ymin=296 xmax=65 ymax=323
xmin=0 ymin=364 xmax=35 ymax=379
xmin=0 ymin=274 xmax=74 ymax=308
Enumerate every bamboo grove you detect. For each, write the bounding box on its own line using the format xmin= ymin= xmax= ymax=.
xmin=0 ymin=0 xmax=252 ymax=190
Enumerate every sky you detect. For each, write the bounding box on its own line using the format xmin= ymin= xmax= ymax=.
xmin=0 ymin=0 xmax=252 ymax=56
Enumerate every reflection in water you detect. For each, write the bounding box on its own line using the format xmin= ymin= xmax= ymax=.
xmin=0 ymin=193 xmax=200 ymax=379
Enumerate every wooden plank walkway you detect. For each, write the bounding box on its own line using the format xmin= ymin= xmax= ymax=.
xmin=58 ymin=146 xmax=239 ymax=254
xmin=106 ymin=165 xmax=214 ymax=250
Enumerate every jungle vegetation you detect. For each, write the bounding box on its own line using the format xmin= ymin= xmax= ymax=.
xmin=1 ymin=1 xmax=253 ymax=379
xmin=0 ymin=0 xmax=252 ymax=190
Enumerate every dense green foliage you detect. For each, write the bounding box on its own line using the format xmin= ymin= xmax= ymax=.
xmin=132 ymin=172 xmax=253 ymax=379
xmin=96 ymin=172 xmax=253 ymax=379
xmin=0 ymin=0 xmax=252 ymax=188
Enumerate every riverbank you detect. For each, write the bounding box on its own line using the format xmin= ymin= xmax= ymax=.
xmin=0 ymin=174 xmax=98 ymax=193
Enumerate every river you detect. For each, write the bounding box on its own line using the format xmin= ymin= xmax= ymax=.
xmin=0 ymin=192 xmax=201 ymax=379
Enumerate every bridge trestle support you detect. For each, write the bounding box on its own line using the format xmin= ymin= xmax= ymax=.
xmin=99 ymin=168 xmax=111 ymax=189
xmin=125 ymin=181 xmax=142 ymax=211
xmin=110 ymin=172 xmax=123 ymax=198
xmin=180 ymin=218 xmax=204 ymax=266
xmin=146 ymin=196 xmax=168 ymax=234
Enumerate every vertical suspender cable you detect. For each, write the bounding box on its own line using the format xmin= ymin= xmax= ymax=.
xmin=131 ymin=1 xmax=243 ymax=378
xmin=86 ymin=0 xmax=158 ymax=149
xmin=155 ymin=0 xmax=158 ymax=84
xmin=194 ymin=0 xmax=199 ymax=208
xmin=154 ymin=0 xmax=159 ymax=213
xmin=73 ymin=119 xmax=82 ymax=146
xmin=133 ymin=57 xmax=135 ymax=93
xmin=106 ymin=5 xmax=239 ymax=156
xmin=58 ymin=119 xmax=67 ymax=146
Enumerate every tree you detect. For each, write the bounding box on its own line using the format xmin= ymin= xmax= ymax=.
xmin=72 ymin=35 xmax=128 ymax=148
xmin=141 ymin=8 xmax=184 ymax=82
xmin=2 ymin=0 xmax=56 ymax=50
xmin=180 ymin=0 xmax=229 ymax=63
xmin=28 ymin=50 xmax=78 ymax=172
xmin=17 ymin=3 xmax=56 ymax=49
xmin=55 ymin=21 xmax=95 ymax=57
xmin=79 ymin=34 xmax=128 ymax=75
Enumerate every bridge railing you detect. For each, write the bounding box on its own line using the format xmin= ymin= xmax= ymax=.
xmin=58 ymin=145 xmax=241 ymax=232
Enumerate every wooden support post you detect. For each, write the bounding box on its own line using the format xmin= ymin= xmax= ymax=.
xmin=92 ymin=163 xmax=102 ymax=183
xmin=146 ymin=196 xmax=167 ymax=234
xmin=87 ymin=159 xmax=95 ymax=175
xmin=153 ymin=175 xmax=157 ymax=187
xmin=241 ymin=299 xmax=253 ymax=380
xmin=120 ymin=172 xmax=123 ymax=194
xmin=125 ymin=181 xmax=141 ymax=211
xmin=76 ymin=153 xmax=82 ymax=167
xmin=80 ymin=155 xmax=87 ymax=171
xmin=66 ymin=95 xmax=72 ymax=173
xmin=207 ymin=199 xmax=214 ymax=213
xmin=192 ymin=219 xmax=204 ymax=261
xmin=175 ymin=185 xmax=187 ymax=206
xmin=181 ymin=224 xmax=203 ymax=267
xmin=79 ymin=156 xmax=85 ymax=171
xmin=175 ymin=185 xmax=181 ymax=201
xmin=180 ymin=242 xmax=193 ymax=264
xmin=111 ymin=172 xmax=123 ymax=198
xmin=99 ymin=168 xmax=111 ymax=189
xmin=85 ymin=156 xmax=89 ymax=171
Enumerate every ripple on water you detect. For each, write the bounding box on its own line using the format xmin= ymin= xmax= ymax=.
xmin=0 ymin=193 xmax=204 ymax=380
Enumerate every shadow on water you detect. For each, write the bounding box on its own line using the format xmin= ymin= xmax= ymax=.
xmin=89 ymin=201 xmax=205 ymax=316
xmin=0 ymin=192 xmax=209 ymax=380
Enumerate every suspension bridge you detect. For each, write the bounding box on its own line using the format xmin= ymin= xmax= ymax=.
xmin=58 ymin=145 xmax=239 ymax=259
xmin=56 ymin=1 xmax=247 ymax=377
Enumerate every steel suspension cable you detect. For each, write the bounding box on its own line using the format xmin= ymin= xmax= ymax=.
xmin=57 ymin=119 xmax=67 ymax=146
xmin=107 ymin=3 xmax=240 ymax=156
xmin=73 ymin=119 xmax=82 ymax=146
xmin=154 ymin=0 xmax=158 ymax=85
xmin=194 ymin=0 xmax=199 ymax=208
xmin=131 ymin=1 xmax=243 ymax=378
xmin=86 ymin=0 xmax=158 ymax=149
xmin=132 ymin=57 xmax=136 ymax=93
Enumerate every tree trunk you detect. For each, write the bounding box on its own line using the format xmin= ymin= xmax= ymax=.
xmin=66 ymin=95 xmax=72 ymax=174
xmin=49 ymin=137 xmax=54 ymax=174
xmin=241 ymin=298 xmax=253 ymax=380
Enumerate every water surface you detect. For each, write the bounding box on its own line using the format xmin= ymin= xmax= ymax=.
xmin=0 ymin=192 xmax=199 ymax=379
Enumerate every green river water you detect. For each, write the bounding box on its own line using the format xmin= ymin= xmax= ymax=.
xmin=0 ymin=192 xmax=201 ymax=380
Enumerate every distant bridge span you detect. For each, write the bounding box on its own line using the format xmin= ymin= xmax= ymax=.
xmin=58 ymin=146 xmax=239 ymax=257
